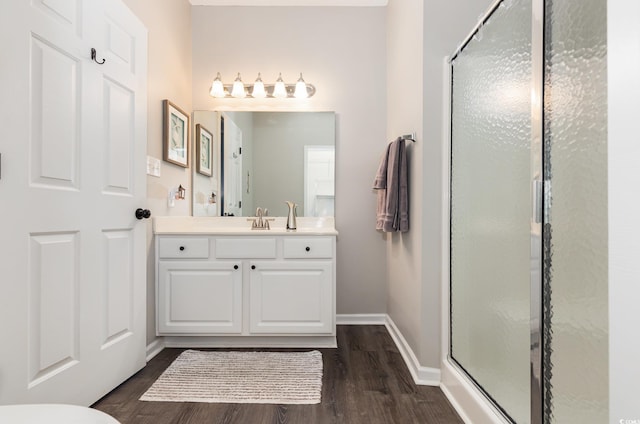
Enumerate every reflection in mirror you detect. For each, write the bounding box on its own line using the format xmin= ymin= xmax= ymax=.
xmin=192 ymin=111 xmax=335 ymax=217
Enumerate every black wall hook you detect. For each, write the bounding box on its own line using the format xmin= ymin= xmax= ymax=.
xmin=91 ymin=48 xmax=106 ymax=65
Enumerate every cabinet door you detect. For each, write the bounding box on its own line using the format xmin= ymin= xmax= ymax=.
xmin=158 ymin=261 xmax=242 ymax=334
xmin=249 ymin=261 xmax=334 ymax=334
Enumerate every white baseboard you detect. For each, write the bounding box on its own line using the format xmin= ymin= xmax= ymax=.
xmin=146 ymin=338 xmax=165 ymax=362
xmin=440 ymin=359 xmax=508 ymax=424
xmin=337 ymin=314 xmax=441 ymax=386
xmin=336 ymin=313 xmax=387 ymax=325
xmin=163 ymin=335 xmax=337 ymax=349
xmin=383 ymin=315 xmax=441 ymax=386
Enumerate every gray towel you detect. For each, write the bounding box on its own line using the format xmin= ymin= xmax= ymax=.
xmin=373 ymin=138 xmax=409 ymax=232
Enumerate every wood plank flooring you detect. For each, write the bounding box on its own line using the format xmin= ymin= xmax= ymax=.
xmin=92 ymin=325 xmax=463 ymax=424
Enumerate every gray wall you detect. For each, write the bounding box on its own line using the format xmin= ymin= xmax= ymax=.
xmin=122 ymin=0 xmax=193 ymax=345
xmin=191 ymin=6 xmax=388 ymax=314
xmin=386 ymin=0 xmax=491 ymax=368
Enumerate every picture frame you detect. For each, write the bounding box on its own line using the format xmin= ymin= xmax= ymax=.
xmin=196 ymin=124 xmax=213 ymax=177
xmin=163 ymin=100 xmax=189 ymax=168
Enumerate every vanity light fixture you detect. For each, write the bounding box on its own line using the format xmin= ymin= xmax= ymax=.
xmin=273 ymin=73 xmax=288 ymax=99
xmin=209 ymin=72 xmax=225 ymax=98
xmin=294 ymin=73 xmax=308 ymax=99
xmin=209 ymin=72 xmax=316 ymax=99
xmin=251 ymin=73 xmax=267 ymax=98
xmin=231 ymin=73 xmax=246 ymax=98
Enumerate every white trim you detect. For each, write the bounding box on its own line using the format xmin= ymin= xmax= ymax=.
xmin=336 ymin=313 xmax=387 ymax=325
xmin=146 ymin=338 xmax=165 ymax=362
xmin=440 ymin=359 xmax=509 ymax=424
xmin=337 ymin=314 xmax=441 ymax=386
xmin=163 ymin=335 xmax=337 ymax=349
xmin=440 ymin=57 xmax=452 ymax=364
xmin=190 ymin=0 xmax=387 ymax=6
xmin=384 ymin=315 xmax=441 ymax=386
xmin=608 ymin=0 xmax=640 ymax=420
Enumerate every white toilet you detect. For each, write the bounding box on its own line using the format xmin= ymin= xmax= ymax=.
xmin=0 ymin=404 xmax=120 ymax=423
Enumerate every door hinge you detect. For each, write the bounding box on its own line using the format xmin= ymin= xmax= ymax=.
xmin=532 ymin=180 xmax=543 ymax=224
xmin=532 ymin=180 xmax=551 ymax=224
xmin=543 ymin=179 xmax=551 ymax=224
xmin=239 ymin=147 xmax=242 ymax=155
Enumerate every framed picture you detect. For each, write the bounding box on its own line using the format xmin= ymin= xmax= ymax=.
xmin=196 ymin=124 xmax=213 ymax=177
xmin=163 ymin=100 xmax=189 ymax=168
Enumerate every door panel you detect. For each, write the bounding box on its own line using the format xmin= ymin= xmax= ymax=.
xmin=30 ymin=35 xmax=80 ymax=188
xmin=449 ymin=0 xmax=532 ymax=422
xmin=543 ymin=0 xmax=608 ymax=421
xmin=103 ymin=77 xmax=134 ymax=194
xmin=28 ymin=232 xmax=79 ymax=387
xmin=102 ymin=229 xmax=134 ymax=347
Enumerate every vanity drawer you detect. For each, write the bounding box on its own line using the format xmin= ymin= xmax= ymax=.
xmin=283 ymin=237 xmax=333 ymax=259
xmin=215 ymin=238 xmax=277 ymax=259
xmin=158 ymin=237 xmax=210 ymax=259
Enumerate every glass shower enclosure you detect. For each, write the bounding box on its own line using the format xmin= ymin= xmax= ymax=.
xmin=448 ymin=0 xmax=608 ymax=422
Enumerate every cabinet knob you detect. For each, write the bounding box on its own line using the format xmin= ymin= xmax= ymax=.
xmin=305 ymin=246 xmax=311 ymax=252
xmin=179 ymin=246 xmax=185 ymax=251
xmin=234 ymin=265 xmax=239 ymax=270
xmin=251 ymin=265 xmax=256 ymax=270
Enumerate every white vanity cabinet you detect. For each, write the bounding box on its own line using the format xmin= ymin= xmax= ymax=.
xmin=154 ymin=219 xmax=337 ymax=347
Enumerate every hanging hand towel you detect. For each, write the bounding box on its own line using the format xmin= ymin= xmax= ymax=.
xmin=373 ymin=138 xmax=409 ymax=232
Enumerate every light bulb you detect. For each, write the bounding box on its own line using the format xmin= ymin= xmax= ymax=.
xmin=273 ymin=73 xmax=287 ymax=98
xmin=251 ymin=73 xmax=266 ymax=98
xmin=209 ymin=72 xmax=225 ymax=98
xmin=294 ymin=73 xmax=308 ymax=98
xmin=231 ymin=73 xmax=246 ymax=98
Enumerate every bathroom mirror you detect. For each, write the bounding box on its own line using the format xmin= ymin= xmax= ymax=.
xmin=192 ymin=111 xmax=335 ymax=217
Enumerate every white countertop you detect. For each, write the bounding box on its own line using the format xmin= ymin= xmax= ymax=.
xmin=153 ymin=216 xmax=338 ymax=236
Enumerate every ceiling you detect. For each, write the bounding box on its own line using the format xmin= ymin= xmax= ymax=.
xmin=189 ymin=0 xmax=387 ymax=6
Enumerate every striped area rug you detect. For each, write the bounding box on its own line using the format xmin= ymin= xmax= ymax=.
xmin=140 ymin=350 xmax=323 ymax=404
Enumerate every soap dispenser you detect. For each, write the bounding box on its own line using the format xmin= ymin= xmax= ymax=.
xmin=285 ymin=201 xmax=297 ymax=230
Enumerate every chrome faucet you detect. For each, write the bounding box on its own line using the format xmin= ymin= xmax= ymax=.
xmin=247 ymin=207 xmax=274 ymax=230
xmin=285 ymin=201 xmax=297 ymax=230
xmin=256 ymin=207 xmax=263 ymax=228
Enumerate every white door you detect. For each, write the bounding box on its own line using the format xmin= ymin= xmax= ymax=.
xmin=304 ymin=146 xmax=335 ymax=216
xmin=0 ymin=0 xmax=148 ymax=405
xmin=223 ymin=114 xmax=243 ymax=216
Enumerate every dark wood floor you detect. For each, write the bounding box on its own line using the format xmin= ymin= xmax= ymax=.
xmin=92 ymin=325 xmax=463 ymax=424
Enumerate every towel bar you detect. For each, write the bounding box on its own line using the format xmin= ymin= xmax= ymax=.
xmin=400 ymin=133 xmax=416 ymax=142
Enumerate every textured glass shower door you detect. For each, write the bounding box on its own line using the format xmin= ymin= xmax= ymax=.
xmin=449 ymin=0 xmax=532 ymax=423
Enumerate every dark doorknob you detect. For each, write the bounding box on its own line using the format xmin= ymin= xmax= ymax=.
xmin=135 ymin=208 xmax=151 ymax=220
